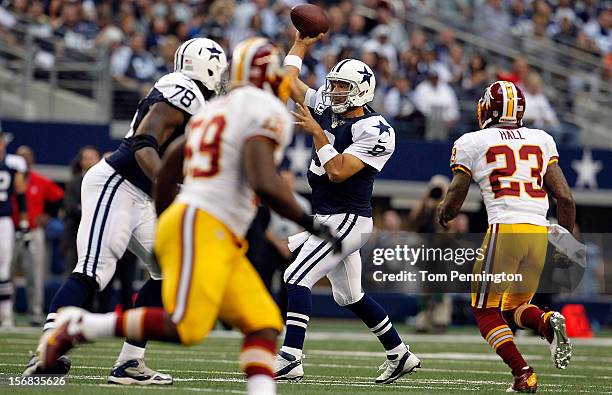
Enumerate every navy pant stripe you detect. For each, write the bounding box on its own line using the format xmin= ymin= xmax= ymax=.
xmin=83 ymin=172 xmax=118 ymax=275
xmin=286 ymin=213 xmax=350 ymax=283
xmin=91 ymin=176 xmax=125 ymax=278
xmin=292 ymin=214 xmax=358 ymax=285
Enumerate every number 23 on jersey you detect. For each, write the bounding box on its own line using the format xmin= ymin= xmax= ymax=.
xmin=486 ymin=145 xmax=546 ymax=199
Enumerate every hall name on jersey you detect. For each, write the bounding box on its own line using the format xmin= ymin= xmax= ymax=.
xmin=498 ymin=129 xmax=526 ymax=140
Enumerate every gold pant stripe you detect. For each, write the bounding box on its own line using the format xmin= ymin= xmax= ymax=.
xmin=172 ymin=205 xmax=197 ymax=324
xmin=471 ymin=223 xmax=548 ymax=310
xmin=476 ymin=224 xmax=499 ymax=308
xmin=493 ymin=336 xmax=514 ymax=350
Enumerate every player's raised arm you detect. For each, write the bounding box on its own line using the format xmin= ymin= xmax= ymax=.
xmin=243 ymin=136 xmax=340 ymax=251
xmin=132 ymin=102 xmax=186 ymax=182
xmin=284 ymin=32 xmax=324 ymax=104
xmin=437 ymin=171 xmax=471 ymax=229
xmin=543 ymin=162 xmax=575 ymax=232
xmin=153 ymin=135 xmax=186 ymax=216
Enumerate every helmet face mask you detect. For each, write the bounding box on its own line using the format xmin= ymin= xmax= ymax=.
xmin=323 ymin=79 xmax=360 ymax=113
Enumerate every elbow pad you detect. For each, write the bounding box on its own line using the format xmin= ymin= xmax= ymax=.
xmin=131 ymin=134 xmax=159 ymax=154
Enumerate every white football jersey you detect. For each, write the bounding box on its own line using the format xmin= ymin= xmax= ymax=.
xmin=178 ymin=86 xmax=293 ymax=236
xmin=450 ymin=126 xmax=559 ymax=226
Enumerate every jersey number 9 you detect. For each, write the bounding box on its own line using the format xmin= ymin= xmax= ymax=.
xmin=186 ymin=115 xmax=226 ymax=178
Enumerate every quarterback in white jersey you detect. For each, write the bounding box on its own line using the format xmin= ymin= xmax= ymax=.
xmin=37 ymin=37 xmax=340 ymax=395
xmin=438 ymin=81 xmax=575 ymax=393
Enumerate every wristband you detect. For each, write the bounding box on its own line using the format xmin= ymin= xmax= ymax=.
xmin=316 ymin=144 xmax=339 ymax=167
xmin=284 ymin=55 xmax=303 ymax=72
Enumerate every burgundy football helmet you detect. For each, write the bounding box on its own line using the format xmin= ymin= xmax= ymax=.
xmin=230 ymin=37 xmax=290 ymax=103
xmin=477 ymin=80 xmax=525 ymax=129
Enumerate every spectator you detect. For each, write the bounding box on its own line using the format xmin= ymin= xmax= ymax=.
xmin=522 ymin=72 xmax=560 ymax=131
xmin=412 ymin=69 xmax=459 ymax=139
xmin=60 ymin=146 xmax=100 ymax=272
xmin=583 ymin=7 xmax=612 ymax=55
xmin=12 ymin=146 xmax=64 ymax=326
xmin=476 ymin=0 xmax=512 ymax=46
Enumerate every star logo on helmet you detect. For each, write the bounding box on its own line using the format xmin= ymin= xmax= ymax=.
xmin=207 ymin=46 xmax=222 ymax=61
xmin=357 ymin=66 xmax=373 ymax=85
xmin=374 ymin=120 xmax=391 ymax=136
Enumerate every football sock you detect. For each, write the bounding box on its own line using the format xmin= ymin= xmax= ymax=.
xmin=120 ymin=279 xmax=163 ymax=354
xmin=281 ymin=284 xmax=311 ymax=357
xmin=0 ymin=279 xmax=13 ymax=301
xmin=114 ymin=307 xmax=179 ymax=343
xmin=45 ymin=273 xmax=97 ymax=332
xmin=345 ymin=294 xmax=404 ymax=358
xmin=504 ymin=304 xmax=554 ymax=343
xmin=117 ymin=342 xmax=146 ymax=363
xmin=240 ymin=337 xmax=276 ymax=395
xmin=473 ymin=307 xmax=528 ymax=376
xmin=81 ymin=311 xmax=117 ymax=340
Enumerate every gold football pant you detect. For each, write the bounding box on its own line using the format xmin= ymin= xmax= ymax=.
xmin=471 ymin=223 xmax=548 ymax=311
xmin=155 ymin=202 xmax=284 ymax=345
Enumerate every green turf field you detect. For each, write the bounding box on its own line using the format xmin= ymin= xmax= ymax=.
xmin=1 ymin=319 xmax=610 ymax=394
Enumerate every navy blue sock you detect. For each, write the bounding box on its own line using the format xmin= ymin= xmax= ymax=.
xmin=345 ymin=294 xmax=403 ymax=354
xmin=126 ymin=279 xmax=163 ymax=348
xmin=282 ymin=284 xmax=312 ymax=352
xmin=45 ymin=273 xmax=97 ymax=332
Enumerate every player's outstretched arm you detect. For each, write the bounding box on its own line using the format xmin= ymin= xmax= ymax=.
xmin=133 ymin=102 xmax=186 ymax=182
xmin=285 ymin=32 xmax=324 ymax=104
xmin=244 ymin=136 xmax=341 ymax=251
xmin=153 ymin=136 xmax=185 ymax=216
xmin=437 ymin=171 xmax=471 ymax=229
xmin=543 ymin=162 xmax=575 ymax=232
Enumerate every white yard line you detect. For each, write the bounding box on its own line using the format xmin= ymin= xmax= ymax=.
xmin=3 ymin=327 xmax=612 ymax=347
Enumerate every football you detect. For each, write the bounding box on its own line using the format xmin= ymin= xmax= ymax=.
xmin=290 ymin=4 xmax=329 ymax=38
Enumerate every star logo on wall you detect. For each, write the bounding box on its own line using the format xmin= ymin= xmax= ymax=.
xmin=207 ymin=46 xmax=222 ymax=61
xmin=357 ymin=66 xmax=372 ymax=85
xmin=572 ymin=149 xmax=602 ymax=189
xmin=285 ymin=134 xmax=312 ymax=175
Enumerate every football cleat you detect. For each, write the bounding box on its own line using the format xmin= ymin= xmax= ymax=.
xmin=274 ymin=351 xmax=304 ymax=381
xmin=548 ymin=312 xmax=572 ymax=369
xmin=506 ymin=366 xmax=537 ymax=393
xmin=108 ymin=359 xmax=173 ymax=385
xmin=375 ymin=346 xmax=421 ymax=384
xmin=39 ymin=307 xmax=89 ymax=370
xmin=23 ymin=352 xmax=71 ymax=376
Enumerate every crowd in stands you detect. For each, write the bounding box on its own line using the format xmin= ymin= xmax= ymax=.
xmin=0 ymin=0 xmax=610 ymax=142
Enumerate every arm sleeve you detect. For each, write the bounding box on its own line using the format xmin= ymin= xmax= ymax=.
xmin=154 ymin=74 xmax=205 ymax=115
xmin=244 ymin=95 xmax=294 ymax=150
xmin=546 ymin=134 xmax=560 ymax=165
xmin=450 ymin=134 xmax=475 ymax=176
xmin=45 ymin=179 xmax=65 ymax=202
xmin=304 ymin=84 xmax=327 ymax=119
xmin=343 ymin=116 xmax=395 ymax=172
